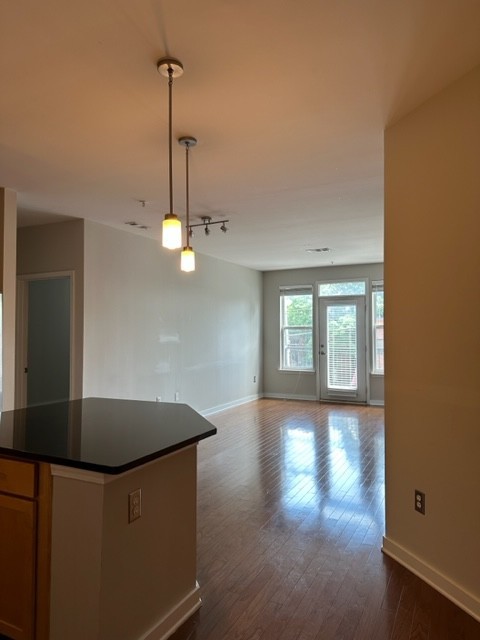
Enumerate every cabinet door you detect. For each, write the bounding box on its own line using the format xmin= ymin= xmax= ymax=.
xmin=0 ymin=494 xmax=36 ymax=640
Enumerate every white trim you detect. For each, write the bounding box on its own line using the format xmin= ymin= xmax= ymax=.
xmin=201 ymin=393 xmax=261 ymax=417
xmin=138 ymin=582 xmax=202 ymax=640
xmin=279 ymin=287 xmax=314 ymax=372
xmin=317 ymin=294 xmax=368 ymax=403
xmin=369 ymin=400 xmax=385 ymax=407
xmin=277 ymin=368 xmax=315 ymax=374
xmin=317 ymin=278 xmax=367 ymax=297
xmin=262 ymin=393 xmax=317 ymax=402
xmin=382 ymin=536 xmax=480 ymax=622
xmin=14 ymin=279 xmax=28 ymax=409
xmin=371 ymin=283 xmax=384 ymax=376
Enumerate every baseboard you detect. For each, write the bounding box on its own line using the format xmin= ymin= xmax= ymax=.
xmin=202 ymin=393 xmax=383 ymax=414
xmin=262 ymin=393 xmax=317 ymax=402
xmin=202 ymin=394 xmax=261 ymax=417
xmin=382 ymin=537 xmax=480 ymax=622
xmin=139 ymin=582 xmax=202 ymax=640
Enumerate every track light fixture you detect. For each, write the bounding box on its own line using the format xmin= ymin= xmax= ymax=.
xmin=188 ymin=216 xmax=230 ymax=237
xmin=178 ymin=136 xmax=197 ymax=272
xmin=157 ymin=57 xmax=183 ymax=250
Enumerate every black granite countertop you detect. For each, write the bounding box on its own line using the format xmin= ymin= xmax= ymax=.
xmin=0 ymin=397 xmax=217 ymax=474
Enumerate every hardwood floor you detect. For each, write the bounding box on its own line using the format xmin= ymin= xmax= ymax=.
xmin=171 ymin=399 xmax=480 ymax=640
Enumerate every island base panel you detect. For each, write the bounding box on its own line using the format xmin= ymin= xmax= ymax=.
xmin=49 ymin=445 xmax=199 ymax=640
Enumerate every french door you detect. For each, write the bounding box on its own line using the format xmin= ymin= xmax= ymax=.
xmin=318 ymin=296 xmax=367 ymax=403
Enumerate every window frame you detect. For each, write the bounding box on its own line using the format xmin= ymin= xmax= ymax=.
xmin=279 ymin=286 xmax=315 ymax=372
xmin=371 ymin=281 xmax=384 ymax=375
xmin=318 ymin=279 xmax=367 ymax=297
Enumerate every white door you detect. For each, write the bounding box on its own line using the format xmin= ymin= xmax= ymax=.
xmin=318 ymin=296 xmax=367 ymax=403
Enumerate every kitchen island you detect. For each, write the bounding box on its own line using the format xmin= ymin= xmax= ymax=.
xmin=0 ymin=398 xmax=216 ymax=640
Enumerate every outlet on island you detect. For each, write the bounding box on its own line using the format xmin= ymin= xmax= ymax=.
xmin=128 ymin=488 xmax=142 ymax=523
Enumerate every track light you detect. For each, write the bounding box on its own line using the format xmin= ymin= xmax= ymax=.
xmin=188 ymin=216 xmax=230 ymax=237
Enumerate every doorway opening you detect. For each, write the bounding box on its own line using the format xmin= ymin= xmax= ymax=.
xmin=16 ymin=272 xmax=74 ymax=409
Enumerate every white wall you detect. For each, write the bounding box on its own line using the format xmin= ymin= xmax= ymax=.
xmin=83 ymin=221 xmax=262 ymax=413
xmin=384 ymin=65 xmax=480 ymax=619
xmin=263 ymin=263 xmax=384 ymax=403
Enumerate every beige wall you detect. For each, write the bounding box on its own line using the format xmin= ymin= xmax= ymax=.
xmin=17 ymin=220 xmax=85 ymax=401
xmin=50 ymin=447 xmax=199 ymax=640
xmin=0 ymin=188 xmax=17 ymax=410
xmin=83 ymin=221 xmax=262 ymax=413
xmin=263 ymin=263 xmax=384 ymax=404
xmin=384 ymin=66 xmax=480 ymax=617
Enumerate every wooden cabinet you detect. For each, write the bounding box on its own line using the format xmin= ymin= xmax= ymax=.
xmin=0 ymin=493 xmax=36 ymax=639
xmin=0 ymin=458 xmax=51 ymax=640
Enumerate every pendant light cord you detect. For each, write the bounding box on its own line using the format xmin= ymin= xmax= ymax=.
xmin=168 ymin=67 xmax=174 ymax=215
xmin=185 ymin=142 xmax=190 ymax=247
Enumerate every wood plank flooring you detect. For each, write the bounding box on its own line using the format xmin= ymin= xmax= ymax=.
xmin=171 ymin=399 xmax=480 ymax=640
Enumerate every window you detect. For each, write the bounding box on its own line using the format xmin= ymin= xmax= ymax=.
xmin=319 ymin=281 xmax=366 ymax=297
xmin=280 ymin=287 xmax=313 ymax=371
xmin=372 ymin=281 xmax=384 ymax=374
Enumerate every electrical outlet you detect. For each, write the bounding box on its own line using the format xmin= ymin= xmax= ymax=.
xmin=128 ymin=489 xmax=142 ymax=523
xmin=253 ymin=375 xmax=256 ymax=383
xmin=175 ymin=391 xmax=180 ymax=402
xmin=415 ymin=490 xmax=425 ymax=515
xmin=155 ymin=396 xmax=162 ymax=402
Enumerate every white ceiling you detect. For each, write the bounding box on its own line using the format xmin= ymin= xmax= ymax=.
xmin=1 ymin=1 xmax=479 ymax=271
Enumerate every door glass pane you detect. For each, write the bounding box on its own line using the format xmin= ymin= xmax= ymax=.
xmin=327 ymin=304 xmax=357 ymax=390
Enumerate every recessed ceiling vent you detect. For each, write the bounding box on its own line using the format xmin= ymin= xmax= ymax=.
xmin=125 ymin=221 xmax=149 ymax=230
xmin=306 ymin=247 xmax=330 ymax=253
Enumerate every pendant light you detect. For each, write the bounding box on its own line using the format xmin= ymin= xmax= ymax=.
xmin=157 ymin=57 xmax=183 ymax=249
xmin=179 ymin=136 xmax=197 ymax=272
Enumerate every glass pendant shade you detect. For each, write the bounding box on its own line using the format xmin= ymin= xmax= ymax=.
xmin=162 ymin=214 xmax=182 ymax=249
xmin=180 ymin=247 xmax=195 ymax=272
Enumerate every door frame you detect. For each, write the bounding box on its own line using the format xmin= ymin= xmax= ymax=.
xmin=316 ymin=292 xmax=368 ymax=404
xmin=15 ymin=271 xmax=76 ymax=409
